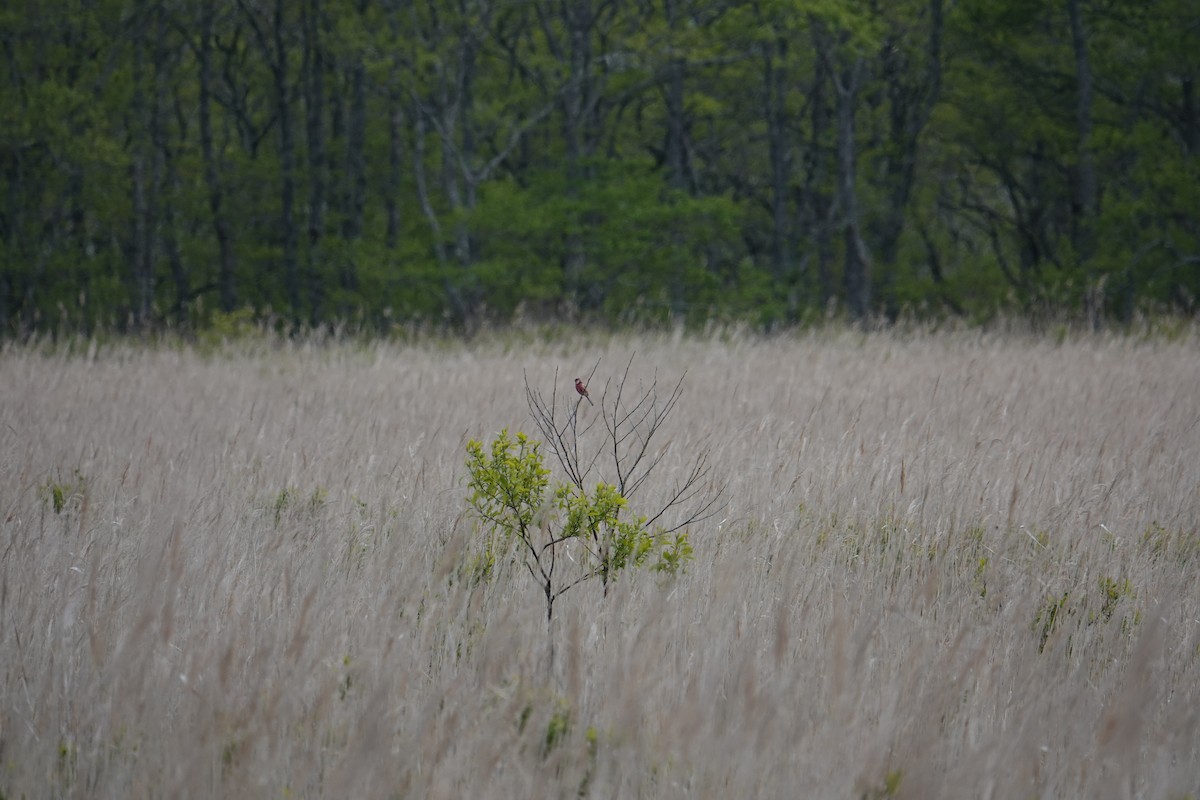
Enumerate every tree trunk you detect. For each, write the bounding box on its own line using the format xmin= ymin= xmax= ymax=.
xmin=561 ymin=0 xmax=593 ymax=303
xmin=1067 ymin=0 xmax=1097 ymax=260
xmin=341 ymin=0 xmax=369 ymax=293
xmin=303 ymin=0 xmax=328 ymax=322
xmin=834 ymin=55 xmax=871 ymax=319
xmin=445 ymin=41 xmax=473 ymax=270
xmin=130 ymin=7 xmax=153 ymax=329
xmin=662 ymin=0 xmax=688 ymax=193
xmin=199 ymin=0 xmax=236 ymax=312
xmin=272 ymin=0 xmax=301 ymax=324
xmin=1182 ymin=76 xmax=1199 ymax=156
xmin=765 ymin=37 xmax=791 ymax=283
xmin=805 ymin=21 xmax=835 ymax=307
xmin=873 ymin=0 xmax=943 ymax=314
xmin=413 ymin=109 xmax=466 ymax=321
xmin=152 ymin=7 xmax=188 ymax=324
xmin=344 ymin=61 xmax=367 ymax=244
xmin=244 ymin=0 xmax=301 ymax=322
xmin=385 ymin=97 xmax=404 ymax=249
xmin=664 ymin=57 xmax=688 ymax=192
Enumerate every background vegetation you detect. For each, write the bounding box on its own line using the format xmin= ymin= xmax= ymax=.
xmin=3 ymin=0 xmax=1198 ymax=335
xmin=2 ymin=328 xmax=1198 ymax=797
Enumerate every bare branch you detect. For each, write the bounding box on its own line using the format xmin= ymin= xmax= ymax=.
xmin=524 ymin=360 xmax=602 ymax=489
xmin=526 ymin=355 xmax=724 ymax=535
xmin=508 ymin=354 xmax=726 ymax=620
xmin=644 ymin=449 xmax=726 ymax=534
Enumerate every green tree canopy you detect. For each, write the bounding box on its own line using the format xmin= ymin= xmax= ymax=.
xmin=1 ymin=0 xmax=1195 ymax=335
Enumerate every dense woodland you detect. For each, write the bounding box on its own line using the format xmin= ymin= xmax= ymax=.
xmin=2 ymin=0 xmax=1198 ymax=334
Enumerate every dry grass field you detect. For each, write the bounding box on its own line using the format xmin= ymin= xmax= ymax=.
xmin=2 ymin=327 xmax=1199 ymax=799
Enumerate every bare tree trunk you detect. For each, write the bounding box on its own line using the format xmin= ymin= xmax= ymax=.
xmin=662 ymin=0 xmax=688 ymax=193
xmin=413 ymin=113 xmax=446 ymax=265
xmin=341 ymin=0 xmax=369 ymax=294
xmin=417 ymin=25 xmax=477 ymax=289
xmin=445 ymin=39 xmax=473 ymax=270
xmin=385 ymin=98 xmax=404 ymax=250
xmin=833 ymin=55 xmax=871 ymax=319
xmin=1182 ymin=77 xmax=1199 ymax=156
xmin=805 ymin=21 xmax=835 ymax=308
xmin=130 ymin=5 xmax=153 ymax=329
xmin=764 ymin=37 xmax=790 ymax=283
xmin=413 ymin=110 xmax=466 ymax=321
xmin=0 ymin=270 xmax=9 ymax=334
xmin=659 ymin=0 xmax=690 ymax=316
xmin=560 ymin=0 xmax=593 ymax=303
xmin=302 ymin=0 xmax=327 ymax=321
xmin=1067 ymin=0 xmax=1097 ymax=258
xmin=158 ymin=166 xmax=187 ymax=324
xmin=873 ymin=0 xmax=943 ymax=314
xmin=664 ymin=58 xmax=688 ymax=192
xmin=151 ymin=7 xmax=188 ymax=324
xmin=244 ymin=0 xmax=301 ymax=323
xmin=344 ymin=63 xmax=367 ymax=245
xmin=272 ymin=0 xmax=300 ymax=324
xmin=198 ymin=0 xmax=236 ymax=312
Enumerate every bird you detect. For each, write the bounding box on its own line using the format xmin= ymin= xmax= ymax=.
xmin=574 ymin=378 xmax=593 ymax=405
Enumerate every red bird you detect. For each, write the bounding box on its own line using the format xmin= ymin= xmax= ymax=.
xmin=574 ymin=377 xmax=593 ymax=405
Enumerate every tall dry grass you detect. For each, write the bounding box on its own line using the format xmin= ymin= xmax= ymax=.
xmin=1 ymin=328 xmax=1198 ymax=799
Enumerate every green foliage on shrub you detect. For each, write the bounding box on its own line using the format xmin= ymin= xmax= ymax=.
xmin=1034 ymin=575 xmax=1140 ymax=655
xmin=1140 ymin=522 xmax=1200 ymax=565
xmin=1034 ymin=592 xmax=1073 ymax=654
xmin=466 ymin=428 xmax=693 ymax=621
xmin=38 ymin=469 xmax=86 ymax=519
xmin=860 ymin=768 xmax=905 ymax=800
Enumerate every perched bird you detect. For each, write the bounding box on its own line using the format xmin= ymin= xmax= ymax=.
xmin=575 ymin=377 xmax=593 ymax=405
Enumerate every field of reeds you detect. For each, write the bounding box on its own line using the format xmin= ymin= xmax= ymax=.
xmin=2 ymin=327 xmax=1199 ymax=799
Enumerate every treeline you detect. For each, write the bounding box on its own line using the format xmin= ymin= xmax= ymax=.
xmin=2 ymin=0 xmax=1197 ymax=335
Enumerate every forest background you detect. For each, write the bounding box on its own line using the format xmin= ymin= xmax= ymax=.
xmin=2 ymin=0 xmax=1198 ymax=335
